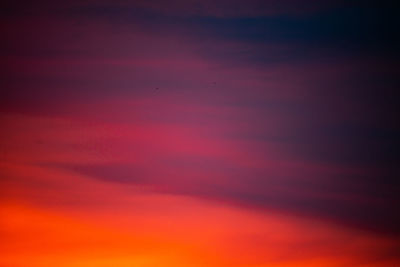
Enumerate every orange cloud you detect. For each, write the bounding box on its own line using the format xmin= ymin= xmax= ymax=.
xmin=1 ymin=161 xmax=398 ymax=267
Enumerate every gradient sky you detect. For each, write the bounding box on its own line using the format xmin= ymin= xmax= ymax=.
xmin=1 ymin=1 xmax=400 ymax=266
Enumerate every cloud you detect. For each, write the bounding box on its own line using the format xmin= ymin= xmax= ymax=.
xmin=1 ymin=1 xmax=399 ymax=265
xmin=1 ymin=162 xmax=399 ymax=266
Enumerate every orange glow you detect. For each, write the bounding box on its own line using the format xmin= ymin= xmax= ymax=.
xmin=1 ymin=162 xmax=398 ymax=267
xmin=1 ymin=113 xmax=399 ymax=267
xmin=2 ymin=1 xmax=399 ymax=264
xmin=2 ymin=197 xmax=398 ymax=267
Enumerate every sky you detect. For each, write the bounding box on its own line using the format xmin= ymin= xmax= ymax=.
xmin=1 ymin=0 xmax=399 ymax=266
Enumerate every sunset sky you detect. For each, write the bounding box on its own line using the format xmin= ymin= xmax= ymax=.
xmin=1 ymin=1 xmax=399 ymax=266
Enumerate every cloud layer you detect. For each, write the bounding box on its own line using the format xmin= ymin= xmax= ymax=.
xmin=1 ymin=0 xmax=399 ymax=266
